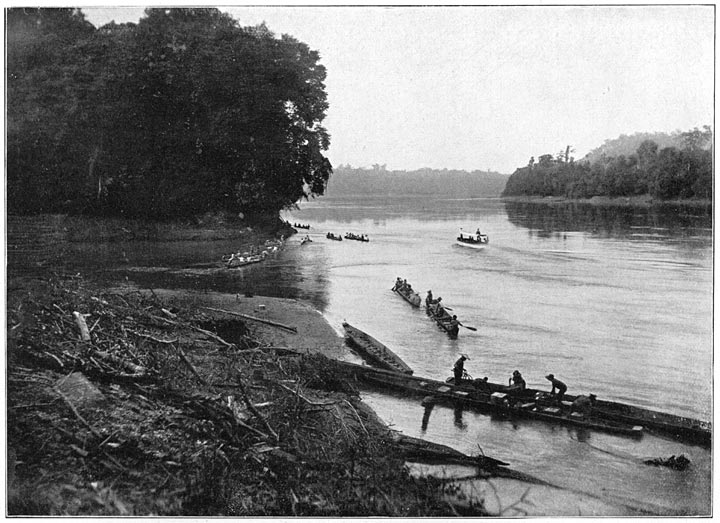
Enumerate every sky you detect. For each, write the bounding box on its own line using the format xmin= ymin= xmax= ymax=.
xmin=81 ymin=5 xmax=714 ymax=174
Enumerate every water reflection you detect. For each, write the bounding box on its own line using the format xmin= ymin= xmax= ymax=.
xmin=421 ymin=402 xmax=434 ymax=433
xmin=503 ymin=201 xmax=712 ymax=243
xmin=453 ymin=403 xmax=467 ymax=430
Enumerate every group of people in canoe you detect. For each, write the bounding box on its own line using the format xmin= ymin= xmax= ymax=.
xmin=452 ymin=355 xmax=597 ymax=417
xmin=345 ymin=232 xmax=369 ymax=242
xmin=326 ymin=232 xmax=343 ymax=241
xmin=293 ymin=223 xmax=310 ymax=229
xmin=426 ymin=290 xmax=464 ymax=335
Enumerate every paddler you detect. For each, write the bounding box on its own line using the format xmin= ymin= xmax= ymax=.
xmin=545 ymin=374 xmax=567 ymax=403
xmin=433 ymin=297 xmax=444 ymax=316
xmin=446 ymin=315 xmax=461 ymax=336
xmin=453 ymin=354 xmax=468 ymax=386
xmin=425 ymin=290 xmax=433 ymax=307
xmin=392 ymin=277 xmax=402 ymax=291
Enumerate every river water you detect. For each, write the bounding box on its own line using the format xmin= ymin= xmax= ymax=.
xmin=7 ymin=196 xmax=712 ymax=515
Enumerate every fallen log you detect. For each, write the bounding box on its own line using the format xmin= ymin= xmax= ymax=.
xmin=201 ymin=306 xmax=297 ymax=333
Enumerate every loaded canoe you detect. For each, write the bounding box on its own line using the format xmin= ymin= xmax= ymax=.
xmin=343 ymin=322 xmax=413 ymax=375
xmin=392 ymin=283 xmax=422 ymax=307
xmin=335 ymin=362 xmax=710 ymax=445
xmin=426 ymin=303 xmax=459 ymax=337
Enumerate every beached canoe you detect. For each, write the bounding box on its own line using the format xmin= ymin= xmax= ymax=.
xmin=342 ymin=364 xmax=644 ymax=439
xmin=224 ymin=252 xmax=265 ymax=268
xmin=342 ymin=322 xmax=413 ymax=375
xmin=337 ymin=361 xmax=710 ymax=445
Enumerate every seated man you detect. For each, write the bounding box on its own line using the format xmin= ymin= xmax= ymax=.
xmin=507 ymin=370 xmax=526 ymax=393
xmin=571 ymin=394 xmax=597 ymax=417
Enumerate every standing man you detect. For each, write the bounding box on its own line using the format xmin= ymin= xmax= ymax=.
xmin=545 ymin=374 xmax=567 ymax=403
xmin=453 ymin=355 xmax=468 ymax=386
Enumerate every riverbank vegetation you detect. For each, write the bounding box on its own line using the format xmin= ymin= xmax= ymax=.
xmin=502 ymin=127 xmax=712 ymax=202
xmin=7 ymin=8 xmax=332 ymax=220
xmin=7 ymin=276 xmax=492 ymax=516
xmin=327 ymin=165 xmax=509 ymax=197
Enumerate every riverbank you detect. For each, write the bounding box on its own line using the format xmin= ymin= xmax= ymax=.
xmin=7 ymin=275 xmax=503 ymax=516
xmin=502 ymin=194 xmax=712 ymax=210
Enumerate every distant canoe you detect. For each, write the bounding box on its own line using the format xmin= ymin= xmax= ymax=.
xmin=457 ymin=228 xmax=489 ymax=248
xmin=344 ymin=233 xmax=369 ymax=242
xmin=343 ymin=322 xmax=413 ymax=375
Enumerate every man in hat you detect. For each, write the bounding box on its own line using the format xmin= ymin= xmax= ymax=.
xmin=453 ymin=355 xmax=469 ymax=386
xmin=545 ymin=374 xmax=567 ymax=403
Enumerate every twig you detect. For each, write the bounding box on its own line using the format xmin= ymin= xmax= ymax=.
xmin=43 ymin=351 xmax=65 ymax=369
xmin=234 ymin=373 xmax=279 ymax=443
xmin=172 ymin=343 xmax=207 ymax=385
xmin=54 ymin=387 xmax=103 ymax=440
xmin=201 ymin=306 xmax=298 ymax=333
xmin=149 ymin=314 xmax=235 ymax=349
xmin=343 ymin=399 xmax=369 ymax=437
xmin=128 ymin=329 xmax=178 ymax=345
xmin=276 ymin=382 xmax=336 ymax=407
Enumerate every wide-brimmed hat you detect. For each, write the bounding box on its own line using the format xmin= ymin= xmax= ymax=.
xmin=461 ymin=354 xmax=469 ymax=360
xmin=545 ymin=374 xmax=554 ymax=380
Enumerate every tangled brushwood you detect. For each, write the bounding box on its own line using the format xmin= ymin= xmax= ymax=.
xmin=7 ymin=276 xmax=488 ymax=516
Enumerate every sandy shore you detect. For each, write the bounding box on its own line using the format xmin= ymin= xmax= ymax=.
xmin=149 ymin=288 xmax=345 ymax=357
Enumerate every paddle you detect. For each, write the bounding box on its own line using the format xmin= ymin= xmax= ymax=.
xmin=461 ymin=324 xmax=478 ymax=331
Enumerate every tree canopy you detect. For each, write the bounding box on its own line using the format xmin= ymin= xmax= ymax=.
xmin=7 ymin=8 xmax=332 ymax=219
xmin=502 ymin=127 xmax=712 ymax=201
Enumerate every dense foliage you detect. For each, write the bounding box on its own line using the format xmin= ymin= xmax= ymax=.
xmin=502 ymin=127 xmax=712 ymax=200
xmin=328 ymin=165 xmax=509 ymax=197
xmin=7 ymin=8 xmax=332 ymax=219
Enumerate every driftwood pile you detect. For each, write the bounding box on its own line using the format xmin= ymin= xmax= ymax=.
xmin=7 ymin=277 xmax=492 ymax=516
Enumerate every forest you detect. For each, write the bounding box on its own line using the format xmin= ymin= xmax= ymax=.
xmin=7 ymin=8 xmax=332 ymax=219
xmin=501 ymin=128 xmax=712 ymax=201
xmin=327 ymin=165 xmax=509 ymax=198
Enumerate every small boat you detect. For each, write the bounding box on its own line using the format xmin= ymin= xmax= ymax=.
xmin=343 ymin=322 xmax=413 ymax=375
xmin=426 ymin=302 xmax=459 ymax=337
xmin=326 ymin=232 xmax=343 ymax=241
xmin=392 ymin=280 xmax=422 ymax=307
xmin=300 ymin=235 xmax=312 ymax=245
xmin=224 ymin=252 xmax=265 ymax=268
xmin=344 ymin=233 xmax=369 ymax=242
xmin=457 ymin=228 xmax=489 ymax=248
xmin=294 ymin=223 xmax=311 ymax=230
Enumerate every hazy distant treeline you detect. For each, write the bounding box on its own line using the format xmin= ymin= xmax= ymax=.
xmin=7 ymin=8 xmax=331 ymax=219
xmin=327 ymin=165 xmax=509 ymax=197
xmin=502 ymin=127 xmax=712 ymax=200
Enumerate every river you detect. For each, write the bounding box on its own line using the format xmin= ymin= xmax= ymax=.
xmin=7 ymin=196 xmax=712 ymax=515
